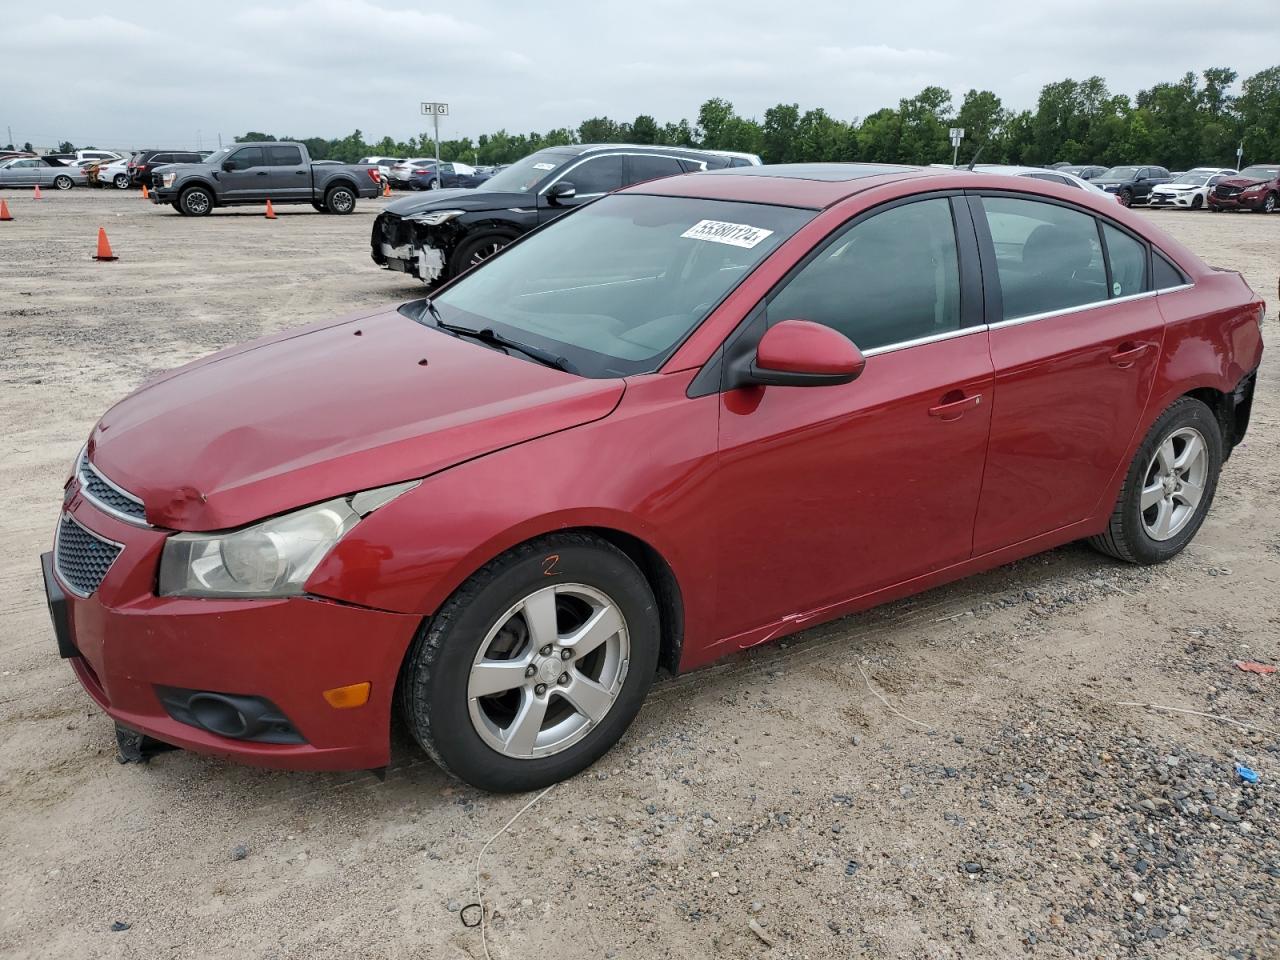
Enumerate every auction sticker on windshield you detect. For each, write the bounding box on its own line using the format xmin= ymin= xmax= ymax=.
xmin=681 ymin=219 xmax=774 ymax=249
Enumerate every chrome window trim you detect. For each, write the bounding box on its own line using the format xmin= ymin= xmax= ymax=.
xmin=538 ymin=151 xmax=703 ymax=197
xmin=54 ymin=511 xmax=125 ymax=599
xmin=861 ymin=325 xmax=985 ymax=357
xmin=77 ymin=450 xmax=151 ymax=528
xmin=861 ymin=281 xmax=1194 ymax=355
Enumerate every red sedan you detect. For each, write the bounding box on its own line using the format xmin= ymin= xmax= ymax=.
xmin=44 ymin=164 xmax=1264 ymax=791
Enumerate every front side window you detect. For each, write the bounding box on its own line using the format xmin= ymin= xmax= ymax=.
xmin=557 ymin=155 xmax=623 ymax=196
xmin=268 ymin=146 xmax=302 ymax=166
xmin=227 ymin=147 xmax=265 ymax=170
xmin=1102 ymin=224 xmax=1147 ymax=297
xmin=981 ymin=196 xmax=1107 ymax=320
xmin=429 ymin=194 xmax=813 ymax=377
xmin=767 ymin=198 xmax=962 ymax=351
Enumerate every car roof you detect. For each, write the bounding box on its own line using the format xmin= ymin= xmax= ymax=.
xmin=626 ymin=163 xmax=942 ymax=208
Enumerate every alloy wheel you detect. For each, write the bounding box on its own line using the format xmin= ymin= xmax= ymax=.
xmin=467 ymin=583 xmax=630 ymax=759
xmin=1140 ymin=427 xmax=1208 ymax=541
xmin=185 ymin=191 xmax=210 ymax=215
xmin=469 ymin=241 xmax=505 ymax=267
xmin=114 ymin=175 xmax=130 ymax=189
xmin=1265 ymin=194 xmax=1277 ymax=214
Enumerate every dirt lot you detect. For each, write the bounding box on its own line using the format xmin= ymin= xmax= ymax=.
xmin=1 ymin=190 xmax=1277 ymax=960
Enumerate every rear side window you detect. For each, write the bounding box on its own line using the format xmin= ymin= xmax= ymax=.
xmin=1102 ymin=224 xmax=1147 ymax=297
xmin=1153 ymin=252 xmax=1187 ymax=289
xmin=768 ymin=197 xmax=962 ymax=351
xmin=627 ymin=155 xmax=684 ymax=184
xmin=269 ymin=146 xmax=302 ymax=166
xmin=980 ymin=196 xmax=1107 ymax=320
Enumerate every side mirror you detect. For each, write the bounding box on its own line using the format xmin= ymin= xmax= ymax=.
xmin=547 ymin=181 xmax=576 ymax=205
xmin=222 ymin=161 xmax=236 ymax=172
xmin=738 ymin=319 xmax=865 ymax=388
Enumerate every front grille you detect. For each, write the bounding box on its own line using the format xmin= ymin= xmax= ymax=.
xmin=55 ymin=514 xmax=122 ymax=597
xmin=378 ymin=214 xmax=414 ymax=247
xmin=1216 ymin=185 xmax=1241 ymax=199
xmin=78 ymin=452 xmax=147 ymax=523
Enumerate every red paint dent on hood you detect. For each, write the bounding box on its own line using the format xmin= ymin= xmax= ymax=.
xmin=89 ymin=308 xmax=624 ymax=531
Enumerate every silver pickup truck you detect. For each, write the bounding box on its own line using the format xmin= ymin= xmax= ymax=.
xmin=150 ymin=141 xmax=382 ymax=216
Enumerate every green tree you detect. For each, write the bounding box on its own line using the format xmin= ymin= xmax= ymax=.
xmin=578 ymin=116 xmax=622 ymax=143
xmin=761 ymin=103 xmax=800 ymax=163
xmin=630 ymin=114 xmax=660 ymax=144
xmin=1238 ymin=65 xmax=1280 ymax=164
xmin=955 ymin=89 xmax=1006 ymax=163
xmin=858 ymin=107 xmax=901 ymax=162
xmin=897 ymin=86 xmax=952 ymax=164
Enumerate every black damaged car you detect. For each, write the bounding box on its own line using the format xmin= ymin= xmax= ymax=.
xmin=370 ymin=144 xmax=741 ymax=286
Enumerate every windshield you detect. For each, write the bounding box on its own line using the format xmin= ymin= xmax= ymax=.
xmin=1239 ymin=165 xmax=1280 ymax=181
xmin=201 ymin=148 xmax=231 ymax=165
xmin=1169 ymin=171 xmax=1211 ymax=185
xmin=477 ymin=149 xmax=576 ymax=194
xmin=427 ymin=194 xmax=815 ymax=377
xmin=1099 ymin=166 xmax=1140 ymax=180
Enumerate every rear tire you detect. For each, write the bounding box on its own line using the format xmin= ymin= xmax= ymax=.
xmin=53 ymin=175 xmax=73 ymax=190
xmin=112 ymin=174 xmax=130 ymax=190
xmin=399 ymin=533 xmax=660 ymax=792
xmin=324 ymin=185 xmax=355 ymax=214
xmin=1088 ymin=397 xmax=1222 ymax=565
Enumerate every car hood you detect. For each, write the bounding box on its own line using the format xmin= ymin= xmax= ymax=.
xmin=383 ymin=188 xmax=531 ymax=218
xmin=88 ymin=306 xmax=624 ymax=531
xmin=1218 ymin=176 xmax=1270 ymax=189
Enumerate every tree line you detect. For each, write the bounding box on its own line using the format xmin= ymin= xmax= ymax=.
xmin=21 ymin=64 xmax=1276 ymax=171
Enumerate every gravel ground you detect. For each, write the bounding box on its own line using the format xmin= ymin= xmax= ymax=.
xmin=0 ymin=190 xmax=1277 ymax=959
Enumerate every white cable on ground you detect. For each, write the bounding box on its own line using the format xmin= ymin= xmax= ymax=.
xmin=474 ymin=784 xmax=556 ymax=960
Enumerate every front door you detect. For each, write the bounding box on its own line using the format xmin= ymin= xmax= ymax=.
xmin=969 ymin=194 xmax=1165 ymax=554
xmin=218 ymin=145 xmax=269 ymax=201
xmin=713 ymin=196 xmax=994 ymax=642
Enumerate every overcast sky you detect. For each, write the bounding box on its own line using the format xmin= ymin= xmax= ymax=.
xmin=5 ymin=1 xmax=1278 ymax=151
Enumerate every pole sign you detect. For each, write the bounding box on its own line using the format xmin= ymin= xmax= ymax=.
xmin=949 ymin=127 xmax=965 ymax=147
xmin=420 ymin=102 xmax=449 ymax=185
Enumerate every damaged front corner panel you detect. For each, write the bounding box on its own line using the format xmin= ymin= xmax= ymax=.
xmin=379 ymin=241 xmax=445 ymax=283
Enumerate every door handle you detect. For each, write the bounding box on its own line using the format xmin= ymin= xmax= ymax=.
xmin=295 ymin=170 xmax=307 ymax=175
xmin=929 ymin=393 xmax=982 ymax=420
xmin=1109 ymin=341 xmax=1151 ymax=367
xmin=255 ymin=171 xmax=268 ymax=176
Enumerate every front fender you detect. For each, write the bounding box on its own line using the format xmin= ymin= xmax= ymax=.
xmin=305 ymin=371 xmax=722 ymax=653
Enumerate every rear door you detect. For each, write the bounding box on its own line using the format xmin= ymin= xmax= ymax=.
xmin=969 ymin=192 xmax=1165 ymax=554
xmin=267 ymin=145 xmax=308 ymax=200
xmin=219 ymin=145 xmax=269 ymax=200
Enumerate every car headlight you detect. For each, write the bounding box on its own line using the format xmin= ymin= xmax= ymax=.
xmin=409 ymin=209 xmax=465 ymax=226
xmin=162 ymin=173 xmax=176 ymax=187
xmin=158 ymin=480 xmax=417 ymax=598
xmin=1244 ymin=183 xmax=1267 ymax=193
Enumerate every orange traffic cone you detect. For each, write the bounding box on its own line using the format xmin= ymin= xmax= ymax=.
xmin=0 ymin=199 xmax=12 ymax=221
xmin=382 ymin=180 xmax=391 ymax=197
xmin=33 ymin=184 xmax=43 ymax=199
xmin=141 ymin=184 xmax=149 ymax=199
xmin=265 ymin=199 xmax=277 ymax=219
xmin=93 ymin=227 xmax=118 ymax=261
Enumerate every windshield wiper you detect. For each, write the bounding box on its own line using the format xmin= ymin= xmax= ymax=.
xmin=426 ymin=304 xmax=574 ymax=373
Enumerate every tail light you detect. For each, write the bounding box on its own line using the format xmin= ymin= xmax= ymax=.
xmin=366 ymin=168 xmax=380 ymax=183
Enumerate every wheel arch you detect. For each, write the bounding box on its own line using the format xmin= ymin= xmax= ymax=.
xmin=178 ymin=179 xmax=218 ymax=202
xmin=325 ymin=178 xmax=359 ymax=198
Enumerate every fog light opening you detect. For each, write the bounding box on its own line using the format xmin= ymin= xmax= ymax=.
xmin=188 ymin=694 xmax=250 ymax=738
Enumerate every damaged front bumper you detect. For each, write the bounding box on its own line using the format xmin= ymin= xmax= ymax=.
xmin=370 ymin=212 xmax=447 ymax=283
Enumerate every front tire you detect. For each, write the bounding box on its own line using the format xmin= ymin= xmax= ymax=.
xmin=1088 ymin=397 xmax=1222 ymax=564
xmin=178 ymin=186 xmax=213 ymax=216
xmin=1262 ymin=192 xmax=1277 ymax=214
xmin=1117 ymin=189 xmax=1133 ymax=207
xmin=1191 ymin=194 xmax=1203 ymax=210
xmin=450 ymin=232 xmax=515 ymax=276
xmin=400 ymin=533 xmax=660 ymax=792
xmin=53 ymin=175 xmax=73 ymax=190
xmin=324 ymin=185 xmax=355 ymax=214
